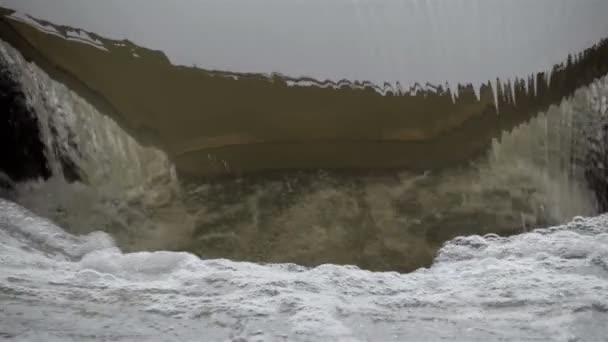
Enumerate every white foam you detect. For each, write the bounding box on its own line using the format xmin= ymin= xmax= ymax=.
xmin=1 ymin=199 xmax=608 ymax=341
xmin=8 ymin=12 xmax=108 ymax=52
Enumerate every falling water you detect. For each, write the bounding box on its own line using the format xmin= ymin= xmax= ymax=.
xmin=1 ymin=38 xmax=605 ymax=271
xmin=1 ymin=2 xmax=608 ymax=340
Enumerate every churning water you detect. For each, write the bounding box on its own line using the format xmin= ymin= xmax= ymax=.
xmin=1 ymin=32 xmax=608 ymax=341
xmin=2 ymin=38 xmax=605 ymax=271
xmin=2 ymin=192 xmax=608 ymax=341
xmin=1 ymin=2 xmax=608 ymax=341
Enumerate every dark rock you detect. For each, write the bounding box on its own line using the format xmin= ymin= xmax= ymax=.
xmin=0 ymin=171 xmax=15 ymax=199
xmin=584 ymin=123 xmax=608 ymax=213
xmin=0 ymin=59 xmax=51 ymax=182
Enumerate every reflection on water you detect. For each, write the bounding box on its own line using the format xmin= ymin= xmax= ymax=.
xmin=0 ymin=5 xmax=607 ymax=271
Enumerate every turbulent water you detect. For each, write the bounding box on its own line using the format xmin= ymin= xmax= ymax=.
xmin=0 ymin=40 xmax=190 ymax=251
xmin=2 ymin=199 xmax=608 ymax=341
xmin=1 ymin=37 xmax=605 ymax=271
xmin=2 ymin=12 xmax=608 ymax=339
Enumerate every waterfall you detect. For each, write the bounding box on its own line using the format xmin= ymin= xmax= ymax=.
xmin=0 ymin=40 xmax=193 ymax=250
xmin=1 ymin=37 xmax=606 ymax=271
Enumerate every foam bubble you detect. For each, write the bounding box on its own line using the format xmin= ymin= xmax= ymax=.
xmin=2 ymin=199 xmax=608 ymax=341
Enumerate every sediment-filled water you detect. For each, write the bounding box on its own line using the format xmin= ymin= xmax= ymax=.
xmin=2 ymin=198 xmax=608 ymax=341
xmin=1 ymin=2 xmax=608 ymax=341
xmin=1 ymin=38 xmax=606 ymax=271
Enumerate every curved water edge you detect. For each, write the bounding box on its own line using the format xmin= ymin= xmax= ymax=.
xmin=0 ymin=37 xmax=606 ymax=271
xmin=0 ymin=2 xmax=608 ymax=340
xmin=2 ymin=0 xmax=608 ymax=87
xmin=1 ymin=199 xmax=608 ymax=341
xmin=1 ymin=7 xmax=608 ymax=177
